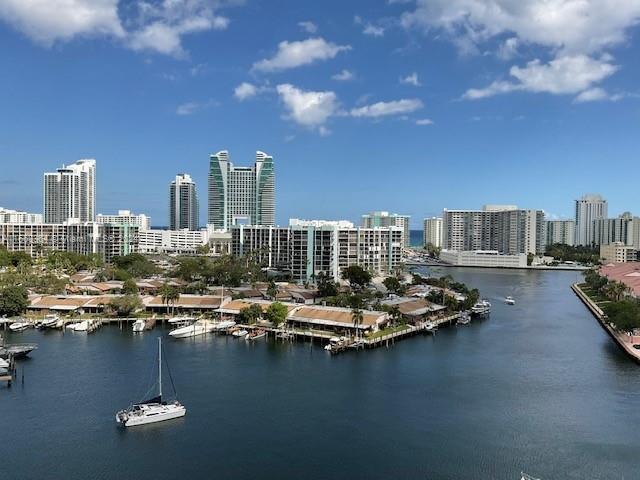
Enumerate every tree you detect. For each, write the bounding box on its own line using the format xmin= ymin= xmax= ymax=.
xmin=0 ymin=285 xmax=29 ymax=317
xmin=239 ymin=304 xmax=263 ymax=325
xmin=160 ymin=283 xmax=180 ymax=314
xmin=265 ymin=301 xmax=288 ymax=327
xmin=122 ymin=278 xmax=138 ymax=295
xmin=383 ymin=276 xmax=406 ymax=296
xmin=109 ymin=294 xmax=143 ymax=317
xmin=266 ymin=280 xmax=279 ymax=301
xmin=316 ymin=272 xmax=338 ymax=298
xmin=341 ymin=265 xmax=372 ymax=290
xmin=351 ymin=307 xmax=364 ymax=338
xmin=388 ymin=305 xmax=402 ymax=326
xmin=112 ymin=253 xmax=157 ymax=279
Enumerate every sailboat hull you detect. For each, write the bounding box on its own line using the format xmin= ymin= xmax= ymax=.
xmin=117 ymin=403 xmax=186 ymax=427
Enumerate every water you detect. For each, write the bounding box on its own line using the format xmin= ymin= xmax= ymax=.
xmin=2 ymin=268 xmax=639 ymax=480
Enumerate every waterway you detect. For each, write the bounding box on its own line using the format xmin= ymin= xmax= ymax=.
xmin=1 ymin=268 xmax=639 ymax=480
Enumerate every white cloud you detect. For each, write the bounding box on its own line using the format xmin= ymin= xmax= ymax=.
xmin=332 ymin=69 xmax=355 ymax=81
xmin=400 ymin=0 xmax=640 ymax=56
xmin=276 ymin=84 xmax=339 ymax=131
xmin=298 ymin=21 xmax=318 ymax=34
xmin=400 ymin=72 xmax=422 ymax=86
xmin=350 ymin=98 xmax=423 ymax=118
xmin=253 ymin=37 xmax=351 ymax=72
xmin=0 ymin=0 xmax=232 ymax=57
xmin=573 ymin=87 xmax=624 ymax=103
xmin=0 ymin=0 xmax=124 ymax=45
xmin=463 ymin=55 xmax=618 ymax=99
xmin=233 ymin=82 xmax=258 ymax=101
xmin=416 ymin=118 xmax=434 ymax=125
xmin=363 ymin=24 xmax=385 ymax=37
xmin=497 ymin=37 xmax=519 ymax=60
xmin=176 ymin=99 xmax=217 ymax=115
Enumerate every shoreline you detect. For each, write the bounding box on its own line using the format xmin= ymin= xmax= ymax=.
xmin=406 ymin=261 xmax=589 ymax=271
xmin=571 ymin=283 xmax=640 ymax=364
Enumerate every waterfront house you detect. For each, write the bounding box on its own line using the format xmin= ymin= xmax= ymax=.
xmin=286 ymin=305 xmax=388 ymax=335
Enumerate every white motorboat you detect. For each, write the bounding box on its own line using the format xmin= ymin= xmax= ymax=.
xmin=457 ymin=312 xmax=471 ymax=325
xmin=169 ymin=319 xmax=214 ymax=339
xmin=116 ymin=338 xmax=186 ymax=427
xmin=213 ymin=320 xmax=236 ymax=331
xmin=425 ymin=322 xmax=438 ymax=332
xmin=245 ymin=329 xmax=266 ymax=341
xmin=9 ymin=321 xmax=30 ymax=332
xmin=40 ymin=314 xmax=60 ymax=329
xmin=231 ymin=329 xmax=248 ymax=338
xmin=521 ymin=473 xmax=541 ymax=480
xmin=471 ymin=299 xmax=492 ymax=315
xmin=505 ymin=296 xmax=516 ymax=305
xmin=0 ymin=357 xmax=9 ymax=368
xmin=132 ymin=319 xmax=146 ymax=333
xmin=168 ymin=316 xmax=196 ymax=326
xmin=67 ymin=320 xmax=89 ymax=332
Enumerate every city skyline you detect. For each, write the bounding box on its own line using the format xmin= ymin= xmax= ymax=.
xmin=1 ymin=1 xmax=639 ymax=227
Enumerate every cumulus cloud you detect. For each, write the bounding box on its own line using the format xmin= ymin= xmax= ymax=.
xmin=0 ymin=0 xmax=124 ymax=45
xmin=276 ymin=84 xmax=339 ymax=132
xmin=298 ymin=21 xmax=317 ymax=34
xmin=573 ymin=87 xmax=623 ymax=103
xmin=234 ymin=82 xmax=258 ymax=101
xmin=332 ymin=69 xmax=355 ymax=81
xmin=400 ymin=72 xmax=422 ymax=86
xmin=350 ymin=98 xmax=423 ymax=118
xmin=253 ymin=37 xmax=351 ymax=72
xmin=463 ymin=55 xmax=618 ymax=99
xmin=363 ymin=24 xmax=385 ymax=37
xmin=0 ymin=0 xmax=232 ymax=57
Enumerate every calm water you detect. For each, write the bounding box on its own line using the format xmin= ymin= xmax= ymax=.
xmin=2 ymin=268 xmax=639 ymax=480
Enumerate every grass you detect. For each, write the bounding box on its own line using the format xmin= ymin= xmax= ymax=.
xmin=366 ymin=324 xmax=410 ymax=340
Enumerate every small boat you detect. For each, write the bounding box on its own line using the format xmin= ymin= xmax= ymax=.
xmin=213 ymin=320 xmax=236 ymax=331
xmin=9 ymin=321 xmax=30 ymax=332
xmin=425 ymin=322 xmax=438 ymax=332
xmin=40 ymin=314 xmax=60 ymax=329
xmin=0 ymin=367 xmax=8 ymax=376
xmin=116 ymin=338 xmax=186 ymax=427
xmin=132 ymin=319 xmax=145 ymax=333
xmin=168 ymin=316 xmax=196 ymax=326
xmin=231 ymin=329 xmax=248 ymax=338
xmin=3 ymin=343 xmax=37 ymax=358
xmin=521 ymin=473 xmax=541 ymax=480
xmin=245 ymin=329 xmax=266 ymax=341
xmin=471 ymin=299 xmax=491 ymax=315
xmin=505 ymin=296 xmax=516 ymax=305
xmin=0 ymin=357 xmax=9 ymax=368
xmin=348 ymin=339 xmax=366 ymax=349
xmin=169 ymin=319 xmax=214 ymax=339
xmin=457 ymin=312 xmax=471 ymax=325
xmin=67 ymin=320 xmax=89 ymax=332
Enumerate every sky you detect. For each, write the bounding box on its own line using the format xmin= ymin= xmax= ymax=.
xmin=0 ymin=0 xmax=639 ymax=228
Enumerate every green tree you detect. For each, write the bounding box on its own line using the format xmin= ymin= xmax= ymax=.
xmin=388 ymin=305 xmax=403 ymax=326
xmin=0 ymin=285 xmax=29 ymax=317
xmin=265 ymin=301 xmax=288 ymax=327
xmin=316 ymin=271 xmax=338 ymax=297
xmin=239 ymin=304 xmax=263 ymax=325
xmin=112 ymin=253 xmax=157 ymax=279
xmin=341 ymin=265 xmax=372 ymax=290
xmin=122 ymin=278 xmax=138 ymax=295
xmin=266 ymin=280 xmax=279 ymax=301
xmin=160 ymin=283 xmax=180 ymax=314
xmin=383 ymin=276 xmax=406 ymax=296
xmin=109 ymin=294 xmax=143 ymax=317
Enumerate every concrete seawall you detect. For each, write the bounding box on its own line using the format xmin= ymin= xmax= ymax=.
xmin=572 ymin=283 xmax=640 ymax=364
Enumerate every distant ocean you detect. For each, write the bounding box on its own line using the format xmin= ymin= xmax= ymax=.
xmin=410 ymin=229 xmax=423 ymax=247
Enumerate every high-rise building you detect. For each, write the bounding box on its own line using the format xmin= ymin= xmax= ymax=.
xmin=169 ymin=174 xmax=199 ymax=230
xmin=545 ymin=219 xmax=576 ymax=246
xmin=592 ymin=212 xmax=633 ymax=247
xmin=423 ymin=217 xmax=443 ymax=248
xmin=361 ymin=211 xmax=411 ymax=247
xmin=43 ymin=159 xmax=96 ymax=223
xmin=443 ymin=205 xmax=545 ymax=255
xmin=0 ymin=207 xmax=43 ymax=224
xmin=97 ymin=210 xmax=151 ymax=230
xmin=575 ymin=194 xmax=607 ymax=246
xmin=208 ymin=150 xmax=275 ymax=231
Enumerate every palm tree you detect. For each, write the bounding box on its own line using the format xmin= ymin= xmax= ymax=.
xmin=351 ymin=307 xmax=364 ymax=340
xmin=160 ymin=283 xmax=180 ymax=315
xmin=266 ymin=280 xmax=279 ymax=301
xmin=389 ymin=305 xmax=402 ymax=327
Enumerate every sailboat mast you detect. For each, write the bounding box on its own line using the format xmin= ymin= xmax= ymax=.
xmin=158 ymin=337 xmax=162 ymax=399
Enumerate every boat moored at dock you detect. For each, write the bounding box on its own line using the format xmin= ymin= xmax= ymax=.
xmin=471 ymin=299 xmax=492 ymax=315
xmin=169 ymin=319 xmax=215 ymax=339
xmin=9 ymin=320 xmax=31 ymax=332
xmin=132 ymin=319 xmax=146 ymax=332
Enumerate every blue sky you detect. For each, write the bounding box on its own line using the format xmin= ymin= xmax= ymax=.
xmin=0 ymin=0 xmax=639 ymax=228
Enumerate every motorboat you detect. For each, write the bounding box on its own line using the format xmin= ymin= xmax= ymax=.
xmin=67 ymin=320 xmax=89 ymax=332
xmin=505 ymin=296 xmax=516 ymax=305
xmin=471 ymin=299 xmax=492 ymax=315
xmin=116 ymin=338 xmax=186 ymax=427
xmin=132 ymin=319 xmax=146 ymax=333
xmin=457 ymin=312 xmax=471 ymax=325
xmin=0 ymin=357 xmax=9 ymax=368
xmin=231 ymin=329 xmax=248 ymax=338
xmin=40 ymin=314 xmax=60 ymax=329
xmin=0 ymin=367 xmax=8 ymax=376
xmin=9 ymin=321 xmax=31 ymax=332
xmin=521 ymin=473 xmax=541 ymax=480
xmin=2 ymin=343 xmax=37 ymax=359
xmin=213 ymin=320 xmax=236 ymax=331
xmin=168 ymin=316 xmax=196 ymax=326
xmin=245 ymin=329 xmax=266 ymax=341
xmin=169 ymin=319 xmax=215 ymax=339
xmin=425 ymin=322 xmax=438 ymax=332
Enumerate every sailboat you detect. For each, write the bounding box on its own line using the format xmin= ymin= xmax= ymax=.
xmin=115 ymin=338 xmax=186 ymax=427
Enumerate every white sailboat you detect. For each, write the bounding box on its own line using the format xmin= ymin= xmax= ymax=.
xmin=116 ymin=338 xmax=186 ymax=427
xmin=168 ymin=319 xmax=215 ymax=339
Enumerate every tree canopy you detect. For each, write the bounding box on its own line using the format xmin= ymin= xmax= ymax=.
xmin=0 ymin=285 xmax=29 ymax=317
xmin=265 ymin=302 xmax=288 ymax=327
xmin=341 ymin=265 xmax=372 ymax=290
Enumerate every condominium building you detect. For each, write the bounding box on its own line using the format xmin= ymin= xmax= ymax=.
xmin=575 ymin=194 xmax=607 ymax=246
xmin=600 ymin=242 xmax=637 ymax=264
xmin=592 ymin=212 xmax=633 ymax=247
xmin=545 ymin=219 xmax=575 ymax=246
xmin=423 ymin=217 xmax=443 ymax=248
xmin=443 ymin=205 xmax=545 ymax=255
xmin=138 ymin=229 xmax=209 ymax=255
xmin=232 ymin=225 xmax=403 ymax=282
xmin=289 ymin=218 xmax=355 ymax=228
xmin=97 ymin=210 xmax=151 ymax=230
xmin=43 ymin=159 xmax=96 ymax=223
xmin=0 ymin=222 xmax=137 ymax=263
xmin=169 ymin=174 xmax=199 ymax=231
xmin=440 ymin=250 xmax=528 ymax=268
xmin=361 ymin=211 xmax=411 ymax=247
xmin=208 ymin=150 xmax=275 ymax=231
xmin=0 ymin=207 xmax=43 ymax=224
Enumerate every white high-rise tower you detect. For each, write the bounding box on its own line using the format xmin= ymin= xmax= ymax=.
xmin=43 ymin=159 xmax=96 ymax=223
xmin=575 ymin=194 xmax=607 ymax=246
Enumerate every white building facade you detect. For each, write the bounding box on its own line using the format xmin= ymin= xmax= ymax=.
xmin=545 ymin=219 xmax=575 ymax=246
xmin=43 ymin=159 xmax=96 ymax=223
xmin=575 ymin=194 xmax=607 ymax=246
xmin=169 ymin=174 xmax=199 ymax=231
xmin=361 ymin=211 xmax=411 ymax=247
xmin=97 ymin=210 xmax=151 ymax=230
xmin=423 ymin=217 xmax=443 ymax=248
xmin=138 ymin=229 xmax=209 ymax=255
xmin=0 ymin=207 xmax=43 ymax=224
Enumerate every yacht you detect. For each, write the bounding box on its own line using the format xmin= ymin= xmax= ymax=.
xmin=505 ymin=296 xmax=516 ymax=305
xmin=169 ymin=319 xmax=214 ymax=339
xmin=132 ymin=319 xmax=146 ymax=333
xmin=457 ymin=312 xmax=471 ymax=325
xmin=168 ymin=316 xmax=196 ymax=326
xmin=40 ymin=314 xmax=60 ymax=329
xmin=231 ymin=329 xmax=248 ymax=338
xmin=67 ymin=320 xmax=89 ymax=332
xmin=213 ymin=320 xmax=236 ymax=331
xmin=116 ymin=338 xmax=186 ymax=427
xmin=471 ymin=299 xmax=492 ymax=315
xmin=9 ymin=321 xmax=30 ymax=332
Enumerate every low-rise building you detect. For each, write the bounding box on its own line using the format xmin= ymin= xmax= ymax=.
xmin=440 ymin=249 xmax=528 ymax=268
xmin=0 ymin=207 xmax=43 ymax=224
xmin=97 ymin=210 xmax=151 ymax=230
xmin=138 ymin=229 xmax=209 ymax=255
xmin=286 ymin=305 xmax=388 ymax=334
xmin=600 ymin=242 xmax=637 ymax=264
